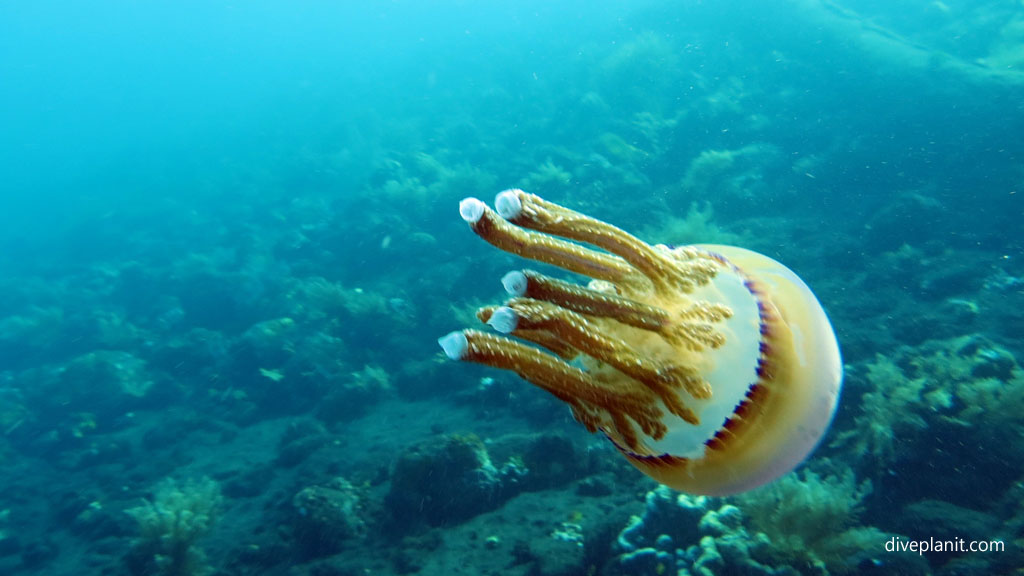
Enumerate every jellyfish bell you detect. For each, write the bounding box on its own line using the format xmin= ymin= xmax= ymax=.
xmin=439 ymin=190 xmax=842 ymax=496
xmin=614 ymin=244 xmax=842 ymax=495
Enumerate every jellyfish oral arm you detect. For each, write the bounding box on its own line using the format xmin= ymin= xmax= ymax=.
xmin=440 ymin=191 xmax=842 ymax=496
xmin=458 ymin=197 xmax=636 ymax=285
xmin=437 ymin=328 xmax=671 ymax=449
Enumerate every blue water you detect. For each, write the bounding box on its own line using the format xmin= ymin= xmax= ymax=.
xmin=1 ymin=1 xmax=1022 ymax=575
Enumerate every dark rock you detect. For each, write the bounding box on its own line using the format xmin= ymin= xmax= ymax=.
xmin=292 ymin=478 xmax=365 ymax=557
xmin=855 ymin=553 xmax=930 ymax=576
xmin=71 ymin=501 xmax=125 ymax=539
xmin=528 ymin=526 xmax=586 ymax=576
xmin=521 ymin=434 xmax=583 ymax=489
xmin=277 ymin=419 xmax=328 ymax=467
xmin=71 ymin=440 xmax=133 ymax=470
xmin=0 ymin=533 xmax=20 ymax=557
xmin=938 ymin=555 xmax=992 ymax=576
xmin=386 ymin=434 xmax=505 ymax=529
xmin=223 ymin=466 xmax=276 ymax=499
xmin=576 ymin=474 xmax=614 ymax=497
xmin=232 ymin=540 xmax=291 ymax=570
xmin=20 ymin=539 xmax=57 ymax=569
xmin=897 ymin=500 xmax=1003 ymax=545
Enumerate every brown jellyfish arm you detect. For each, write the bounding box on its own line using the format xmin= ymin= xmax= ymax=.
xmin=437 ymin=329 xmax=667 ymax=450
xmin=477 ymin=305 xmax=580 ymax=360
xmin=494 ymin=189 xmax=718 ymax=294
xmin=489 ymin=298 xmax=709 ymax=416
xmin=458 ymin=198 xmax=638 ymax=286
xmin=504 ymin=269 xmax=670 ymax=332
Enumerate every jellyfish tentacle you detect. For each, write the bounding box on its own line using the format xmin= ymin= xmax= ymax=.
xmin=508 ymin=268 xmax=731 ymax=353
xmin=670 ymin=301 xmax=734 ymax=350
xmin=437 ymin=329 xmax=668 ymax=449
xmin=476 ymin=305 xmax=580 ymax=360
xmin=459 ymin=198 xmax=638 ymax=285
xmin=506 ymin=269 xmax=670 ymax=332
xmin=495 ymin=189 xmax=716 ymax=294
xmin=496 ymin=298 xmax=708 ymax=418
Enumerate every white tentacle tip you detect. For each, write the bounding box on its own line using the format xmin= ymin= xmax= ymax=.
xmin=487 ymin=306 xmax=519 ymax=334
xmin=459 ymin=198 xmax=486 ymax=223
xmin=494 ymin=189 xmax=524 ymax=220
xmin=501 ymin=270 xmax=528 ymax=296
xmin=438 ymin=331 xmax=469 ymax=360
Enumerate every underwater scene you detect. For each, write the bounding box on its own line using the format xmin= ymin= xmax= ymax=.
xmin=1 ymin=0 xmax=1023 ymax=575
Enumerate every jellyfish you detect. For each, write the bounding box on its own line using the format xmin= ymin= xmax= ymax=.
xmin=437 ymin=190 xmax=842 ymax=496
